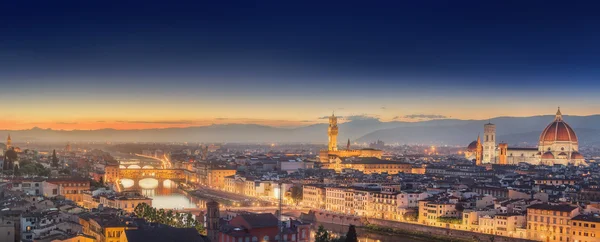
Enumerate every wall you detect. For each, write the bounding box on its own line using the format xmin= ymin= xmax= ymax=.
xmin=368 ymin=218 xmax=535 ymax=242
xmin=303 ymin=210 xmax=536 ymax=242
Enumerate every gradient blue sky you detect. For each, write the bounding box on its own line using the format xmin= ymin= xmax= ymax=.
xmin=1 ymin=1 xmax=600 ymax=129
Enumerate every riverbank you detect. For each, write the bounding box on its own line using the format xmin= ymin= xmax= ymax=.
xmin=302 ymin=210 xmax=535 ymax=242
xmin=312 ymin=222 xmax=436 ymax=242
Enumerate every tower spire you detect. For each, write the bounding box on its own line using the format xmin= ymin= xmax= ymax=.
xmin=555 ymin=106 xmax=563 ymax=121
xmin=347 ymin=138 xmax=351 ymax=150
xmin=6 ymin=134 xmax=11 ymax=149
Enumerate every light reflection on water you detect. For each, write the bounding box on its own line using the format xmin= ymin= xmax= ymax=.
xmin=120 ymin=178 xmax=197 ymax=209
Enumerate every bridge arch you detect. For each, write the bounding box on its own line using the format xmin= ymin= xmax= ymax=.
xmin=142 ymin=165 xmax=154 ymax=169
xmin=128 ymin=165 xmax=141 ymax=169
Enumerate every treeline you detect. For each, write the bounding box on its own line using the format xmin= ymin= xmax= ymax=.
xmin=134 ymin=203 xmax=205 ymax=234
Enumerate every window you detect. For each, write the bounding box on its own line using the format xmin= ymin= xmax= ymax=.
xmin=263 ymin=236 xmax=269 ymax=241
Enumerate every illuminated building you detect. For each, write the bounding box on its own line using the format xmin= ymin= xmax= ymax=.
xmin=571 ymin=214 xmax=600 ymax=242
xmin=370 ymin=191 xmax=400 ymax=220
xmin=302 ymin=184 xmax=326 ymax=209
xmin=207 ymin=168 xmax=236 ymax=189
xmin=82 ymin=190 xmax=152 ymax=213
xmin=80 ymin=215 xmax=137 ymax=242
xmin=319 ymin=113 xmax=382 ymax=165
xmin=45 ymin=178 xmax=91 ymax=206
xmin=333 ymin=157 xmax=412 ymax=174
xmin=325 ymin=187 xmax=352 ymax=214
xmin=104 ymin=162 xmax=120 ymax=184
xmin=467 ymin=108 xmax=586 ymax=166
xmin=526 ymin=203 xmax=578 ymax=242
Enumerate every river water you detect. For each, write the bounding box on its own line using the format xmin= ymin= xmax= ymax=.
xmin=120 ymin=178 xmax=197 ymax=209
xmin=120 ymin=178 xmax=437 ymax=241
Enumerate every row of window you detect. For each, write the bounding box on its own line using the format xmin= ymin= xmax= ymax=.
xmin=572 ymin=222 xmax=597 ymax=228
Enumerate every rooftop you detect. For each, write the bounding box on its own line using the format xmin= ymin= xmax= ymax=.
xmin=527 ymin=203 xmax=578 ymax=213
xmin=124 ymin=226 xmax=208 ymax=242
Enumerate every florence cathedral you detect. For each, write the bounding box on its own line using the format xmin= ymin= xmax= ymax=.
xmin=465 ymin=108 xmax=586 ymax=166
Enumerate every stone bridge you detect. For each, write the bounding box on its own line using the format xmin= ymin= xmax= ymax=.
xmin=119 ymin=168 xmax=196 ymax=183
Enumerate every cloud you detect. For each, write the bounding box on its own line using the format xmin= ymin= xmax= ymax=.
xmin=403 ymin=114 xmax=448 ymax=120
xmin=343 ymin=114 xmax=380 ymax=121
xmin=392 ymin=116 xmax=400 ymax=120
xmin=380 ymin=106 xmax=386 ymax=110
xmin=318 ymin=115 xmax=340 ymax=119
xmin=116 ymin=120 xmax=197 ymax=124
xmin=55 ymin=122 xmax=78 ymax=124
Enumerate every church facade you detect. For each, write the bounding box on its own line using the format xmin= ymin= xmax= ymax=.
xmin=319 ymin=113 xmax=383 ymax=168
xmin=465 ymin=108 xmax=585 ymax=166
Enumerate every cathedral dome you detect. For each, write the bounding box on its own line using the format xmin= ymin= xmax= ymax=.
xmin=541 ymin=152 xmax=554 ymax=159
xmin=539 ymin=108 xmax=578 ymax=144
xmin=571 ymin=152 xmax=584 ymax=160
xmin=467 ymin=140 xmax=478 ymax=151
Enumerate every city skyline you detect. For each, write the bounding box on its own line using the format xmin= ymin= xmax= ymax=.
xmin=2 ymin=1 xmax=600 ymax=130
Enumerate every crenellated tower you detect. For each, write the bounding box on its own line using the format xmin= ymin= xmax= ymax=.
xmin=328 ymin=113 xmax=338 ymax=151
xmin=6 ymin=134 xmax=11 ymax=149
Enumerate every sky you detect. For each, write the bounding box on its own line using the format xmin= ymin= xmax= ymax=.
xmin=1 ymin=1 xmax=600 ymax=130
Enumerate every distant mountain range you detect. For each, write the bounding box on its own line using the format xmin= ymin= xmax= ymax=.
xmin=3 ymin=115 xmax=600 ymax=146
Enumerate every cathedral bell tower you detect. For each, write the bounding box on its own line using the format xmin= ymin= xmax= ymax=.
xmin=483 ymin=122 xmax=496 ymax=163
xmin=328 ymin=113 xmax=338 ymax=151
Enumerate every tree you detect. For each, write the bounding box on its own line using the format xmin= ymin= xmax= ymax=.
xmin=345 ymin=225 xmax=358 ymax=242
xmin=290 ymin=186 xmax=303 ymax=205
xmin=134 ymin=203 xmax=146 ymax=217
xmin=51 ymin=149 xmax=59 ymax=168
xmin=315 ymin=225 xmax=331 ymax=242
xmin=157 ymin=209 xmax=166 ymax=224
xmin=194 ymin=221 xmax=206 ymax=235
xmin=5 ymin=148 xmax=17 ymax=162
xmin=185 ymin=213 xmax=195 ymax=228
xmin=331 ymin=236 xmax=347 ymax=242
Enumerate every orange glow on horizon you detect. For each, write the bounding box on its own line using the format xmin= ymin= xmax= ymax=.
xmin=0 ymin=119 xmax=320 ymax=131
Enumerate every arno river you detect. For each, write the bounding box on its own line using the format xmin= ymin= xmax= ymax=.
xmin=120 ymin=178 xmax=198 ymax=209
xmin=119 ymin=177 xmax=433 ymax=242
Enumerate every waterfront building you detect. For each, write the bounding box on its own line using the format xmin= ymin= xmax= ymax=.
xmin=325 ymin=187 xmax=352 ymax=214
xmin=570 ymin=214 xmax=600 ymax=242
xmin=82 ymin=190 xmax=152 ymax=213
xmin=526 ymin=203 xmax=579 ymax=242
xmin=302 ymin=184 xmax=326 ymax=209
xmin=370 ymin=191 xmax=400 ymax=220
xmin=207 ymin=168 xmax=236 ymax=189
xmin=103 ymin=162 xmax=120 ymax=184
xmin=418 ymin=199 xmax=460 ymax=226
